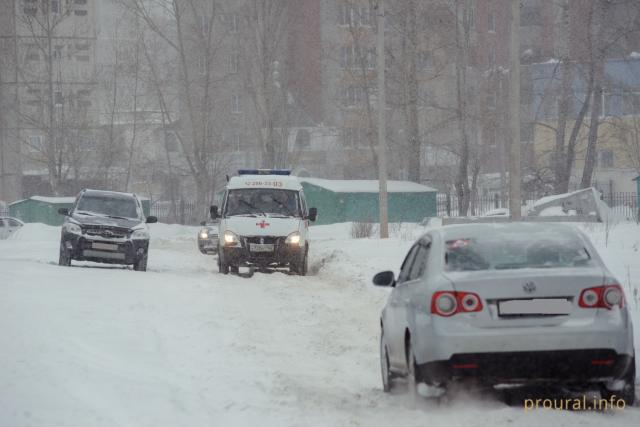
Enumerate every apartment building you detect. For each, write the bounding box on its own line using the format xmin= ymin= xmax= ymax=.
xmin=0 ymin=0 xmax=98 ymax=199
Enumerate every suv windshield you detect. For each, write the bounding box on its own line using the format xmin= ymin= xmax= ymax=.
xmin=445 ymin=233 xmax=594 ymax=272
xmin=225 ymin=189 xmax=301 ymax=217
xmin=76 ymin=195 xmax=139 ymax=219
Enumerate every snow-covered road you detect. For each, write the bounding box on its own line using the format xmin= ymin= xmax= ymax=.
xmin=1 ymin=222 xmax=639 ymax=426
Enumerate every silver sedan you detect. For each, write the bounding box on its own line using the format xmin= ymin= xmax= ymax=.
xmin=0 ymin=217 xmax=24 ymax=240
xmin=374 ymin=223 xmax=635 ymax=404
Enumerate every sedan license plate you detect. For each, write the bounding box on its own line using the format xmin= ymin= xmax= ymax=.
xmin=498 ymin=298 xmax=572 ymax=316
xmin=92 ymin=242 xmax=118 ymax=251
xmin=250 ymin=243 xmax=274 ymax=252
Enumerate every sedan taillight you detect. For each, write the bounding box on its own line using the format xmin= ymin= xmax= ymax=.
xmin=579 ymin=284 xmax=625 ymax=309
xmin=431 ymin=291 xmax=483 ymax=316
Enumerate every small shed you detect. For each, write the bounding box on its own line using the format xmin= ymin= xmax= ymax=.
xmin=300 ymin=178 xmax=437 ymax=225
xmin=9 ymin=196 xmax=76 ymax=226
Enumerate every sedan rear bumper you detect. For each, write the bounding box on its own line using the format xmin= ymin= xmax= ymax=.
xmin=418 ymin=350 xmax=633 ymax=385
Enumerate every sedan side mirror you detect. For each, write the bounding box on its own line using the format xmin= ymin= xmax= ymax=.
xmin=308 ymin=207 xmax=318 ymax=222
xmin=58 ymin=208 xmax=69 ymax=216
xmin=146 ymin=216 xmax=158 ymax=224
xmin=210 ymin=205 xmax=219 ymax=220
xmin=373 ymin=271 xmax=395 ymax=287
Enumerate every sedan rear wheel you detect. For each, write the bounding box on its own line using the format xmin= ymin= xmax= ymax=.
xmin=601 ymin=357 xmax=636 ymax=406
xmin=406 ymin=339 xmax=420 ymax=400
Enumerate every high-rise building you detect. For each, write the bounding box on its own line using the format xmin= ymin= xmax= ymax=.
xmin=0 ymin=0 xmax=98 ymax=198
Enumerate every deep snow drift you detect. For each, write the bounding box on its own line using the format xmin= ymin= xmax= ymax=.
xmin=0 ymin=220 xmax=639 ymax=426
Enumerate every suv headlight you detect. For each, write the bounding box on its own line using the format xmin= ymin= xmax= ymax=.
xmin=131 ymin=229 xmax=150 ymax=240
xmin=63 ymin=223 xmax=82 ymax=235
xmin=199 ymin=229 xmax=209 ymax=239
xmin=285 ymin=231 xmax=301 ymax=245
xmin=224 ymin=230 xmax=241 ymax=247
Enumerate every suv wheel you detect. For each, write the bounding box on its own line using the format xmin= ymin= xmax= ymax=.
xmin=133 ymin=254 xmax=148 ymax=271
xmin=58 ymin=248 xmax=71 ymax=266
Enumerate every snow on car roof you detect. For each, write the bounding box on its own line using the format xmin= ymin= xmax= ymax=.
xmin=440 ymin=222 xmax=580 ymax=241
xmin=227 ymin=174 xmax=303 ymax=191
xmin=300 ymin=178 xmax=436 ymax=193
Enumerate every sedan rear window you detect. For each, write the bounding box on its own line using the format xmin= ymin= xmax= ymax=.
xmin=445 ymin=235 xmax=594 ymax=271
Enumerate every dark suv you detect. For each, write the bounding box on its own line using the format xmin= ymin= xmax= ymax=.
xmin=58 ymin=189 xmax=157 ymax=271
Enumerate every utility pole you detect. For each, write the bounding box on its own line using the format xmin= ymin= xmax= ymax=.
xmin=509 ymin=0 xmax=522 ymax=220
xmin=376 ymin=0 xmax=389 ymax=238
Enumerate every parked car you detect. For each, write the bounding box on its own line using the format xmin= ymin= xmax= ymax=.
xmin=373 ymin=223 xmax=635 ymax=404
xmin=58 ymin=189 xmax=157 ymax=271
xmin=198 ymin=220 xmax=219 ymax=255
xmin=0 ymin=217 xmax=24 ymax=240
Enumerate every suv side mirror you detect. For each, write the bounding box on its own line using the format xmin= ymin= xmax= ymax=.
xmin=308 ymin=207 xmax=317 ymax=222
xmin=210 ymin=205 xmax=219 ymax=220
xmin=146 ymin=216 xmax=158 ymax=224
xmin=200 ymin=221 xmax=207 ymax=226
xmin=373 ymin=271 xmax=395 ymax=287
xmin=58 ymin=208 xmax=69 ymax=216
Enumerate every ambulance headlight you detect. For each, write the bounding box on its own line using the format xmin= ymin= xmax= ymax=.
xmin=224 ymin=231 xmax=241 ymax=247
xmin=285 ymin=231 xmax=301 ymax=245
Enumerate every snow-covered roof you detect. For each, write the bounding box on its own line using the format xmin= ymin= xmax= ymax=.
xmin=300 ymin=178 xmax=436 ymax=193
xmin=30 ymin=196 xmax=77 ymax=204
xmin=532 ymin=188 xmax=597 ymax=208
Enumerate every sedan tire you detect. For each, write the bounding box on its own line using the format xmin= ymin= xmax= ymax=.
xmin=380 ymin=330 xmax=393 ymax=392
xmin=601 ymin=357 xmax=636 ymax=406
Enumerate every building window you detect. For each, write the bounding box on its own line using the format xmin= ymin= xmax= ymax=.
xmin=224 ymin=14 xmax=239 ymax=33
xmin=468 ymin=6 xmax=475 ymax=29
xmin=228 ymin=54 xmax=239 ymax=74
xmin=201 ymin=16 xmax=210 ymax=36
xmin=232 ymin=133 xmax=242 ymax=151
xmin=339 ymin=46 xmax=352 ymax=69
xmin=53 ymin=45 xmax=63 ymax=60
xmin=231 ymin=94 xmax=241 ymax=113
xmin=295 ymin=129 xmax=311 ymax=149
xmin=359 ymin=6 xmax=372 ymax=26
xmin=521 ymin=6 xmax=542 ymax=26
xmin=488 ymin=45 xmax=496 ymax=67
xmin=54 ymin=91 xmax=63 ymax=106
xmin=51 ymin=0 xmax=60 ymax=13
xmin=197 ymin=56 xmax=207 ymax=75
xmin=29 ymin=135 xmax=44 ymax=151
xmin=597 ymin=149 xmax=614 ymax=168
xmin=488 ymin=12 xmax=496 ymax=33
xmin=623 ymin=91 xmax=640 ymax=115
xmin=487 ymin=92 xmax=497 ymax=110
xmin=342 ymin=85 xmax=364 ymax=107
xmin=23 ymin=0 xmax=37 ymax=16
xmin=165 ymin=131 xmax=178 ymax=152
xmin=418 ymin=51 xmax=431 ymax=70
xmin=26 ymin=44 xmax=39 ymax=61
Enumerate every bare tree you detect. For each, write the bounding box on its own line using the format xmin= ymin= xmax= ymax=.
xmin=123 ymin=0 xmax=231 ymax=217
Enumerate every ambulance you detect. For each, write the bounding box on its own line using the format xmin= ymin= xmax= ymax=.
xmin=210 ymin=169 xmax=317 ymax=275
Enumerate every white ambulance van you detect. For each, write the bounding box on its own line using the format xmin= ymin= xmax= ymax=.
xmin=210 ymin=169 xmax=317 ymax=275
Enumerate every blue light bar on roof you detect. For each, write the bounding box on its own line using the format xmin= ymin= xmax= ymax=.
xmin=238 ymin=169 xmax=291 ymax=176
